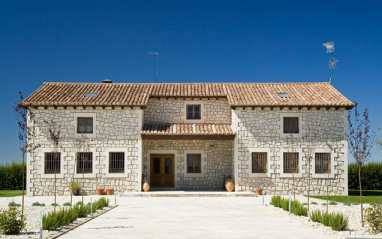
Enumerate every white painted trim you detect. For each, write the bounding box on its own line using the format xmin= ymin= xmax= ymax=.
xmin=279 ymin=112 xmax=303 ymax=138
xmin=248 ymin=148 xmax=271 ymax=178
xmin=232 ymin=109 xmax=240 ymax=191
xmin=181 ymin=100 xmax=205 ymax=123
xmin=38 ymin=148 xmax=65 ymax=179
xmin=311 ymin=148 xmax=335 ymax=179
xmin=74 ymin=148 xmax=97 ymax=179
xmin=105 ymin=148 xmax=129 ymax=178
xmin=71 ymin=112 xmax=99 ymax=138
xmin=183 ymin=150 xmax=206 ymax=178
xmin=145 ymin=150 xmax=178 ymax=188
xmin=279 ymin=148 xmax=303 ymax=178
xmin=137 ymin=109 xmax=144 ymax=192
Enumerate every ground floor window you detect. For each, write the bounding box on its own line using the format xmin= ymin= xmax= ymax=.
xmin=187 ymin=154 xmax=201 ymax=173
xmin=252 ymin=152 xmax=267 ymax=173
xmin=77 ymin=152 xmax=92 ymax=174
xmin=44 ymin=152 xmax=61 ymax=174
xmin=315 ymin=153 xmax=331 ymax=174
xmin=283 ymin=152 xmax=299 ymax=173
xmin=109 ymin=152 xmax=125 ymax=173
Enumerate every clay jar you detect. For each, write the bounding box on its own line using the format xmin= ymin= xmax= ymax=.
xmin=256 ymin=188 xmax=263 ymax=196
xmin=96 ymin=188 xmax=104 ymax=195
xmin=142 ymin=182 xmax=150 ymax=192
xmin=225 ymin=179 xmax=235 ymax=192
xmin=106 ymin=188 xmax=114 ymax=195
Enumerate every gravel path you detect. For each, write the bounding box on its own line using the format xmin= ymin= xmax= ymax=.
xmin=0 ymin=195 xmax=117 ymax=239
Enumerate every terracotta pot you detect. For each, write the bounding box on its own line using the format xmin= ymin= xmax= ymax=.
xmin=225 ymin=179 xmax=235 ymax=192
xmin=106 ymin=188 xmax=114 ymax=195
xmin=96 ymin=188 xmax=104 ymax=195
xmin=256 ymin=188 xmax=263 ymax=196
xmin=142 ymin=182 xmax=150 ymax=192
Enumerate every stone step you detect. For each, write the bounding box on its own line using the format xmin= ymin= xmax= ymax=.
xmin=121 ymin=191 xmax=258 ymax=197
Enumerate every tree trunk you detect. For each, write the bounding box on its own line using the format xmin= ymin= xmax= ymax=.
xmin=359 ymin=164 xmax=364 ymax=227
xmin=326 ymin=172 xmax=329 ymax=213
xmin=307 ymin=159 xmax=310 ymax=212
xmin=54 ymin=167 xmax=57 ymax=212
xmin=293 ymin=172 xmax=295 ymax=201
xmin=21 ymin=153 xmax=25 ymax=217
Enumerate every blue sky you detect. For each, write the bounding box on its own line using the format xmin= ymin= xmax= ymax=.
xmin=1 ymin=0 xmax=381 ymax=163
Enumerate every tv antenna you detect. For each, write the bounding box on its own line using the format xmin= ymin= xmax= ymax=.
xmin=149 ymin=52 xmax=159 ymax=82
xmin=323 ymin=41 xmax=339 ymax=84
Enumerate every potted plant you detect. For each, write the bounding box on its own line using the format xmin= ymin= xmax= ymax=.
xmin=97 ymin=188 xmax=105 ymax=195
xmin=255 ymin=188 xmax=263 ymax=195
xmin=71 ymin=182 xmax=81 ymax=196
xmin=106 ymin=188 xmax=114 ymax=195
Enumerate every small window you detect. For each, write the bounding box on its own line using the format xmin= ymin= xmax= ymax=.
xmin=186 ymin=105 xmax=201 ymax=119
xmin=315 ymin=153 xmax=331 ymax=174
xmin=45 ymin=152 xmax=61 ymax=174
xmin=85 ymin=92 xmax=97 ymax=97
xmin=283 ymin=117 xmax=299 ymax=134
xmin=252 ymin=153 xmax=267 ymax=173
xmin=77 ymin=117 xmax=93 ymax=133
xmin=283 ymin=152 xmax=299 ymax=173
xmin=77 ymin=152 xmax=92 ymax=174
xmin=187 ymin=154 xmax=201 ymax=173
xmin=109 ymin=152 xmax=125 ymax=173
xmin=277 ymin=92 xmax=290 ymax=98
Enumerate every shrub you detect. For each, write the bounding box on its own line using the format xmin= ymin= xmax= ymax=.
xmin=270 ymin=196 xmax=282 ymax=208
xmin=269 ymin=196 xmax=307 ymax=216
xmin=291 ymin=201 xmax=308 ymax=216
xmin=352 ymin=202 xmax=360 ymax=205
xmin=364 ymin=203 xmax=382 ymax=234
xmin=51 ymin=203 xmax=59 ymax=206
xmin=322 ymin=203 xmax=327 ymax=206
xmin=309 ymin=209 xmax=348 ymax=231
xmin=311 ymin=202 xmax=318 ymax=205
xmin=348 ymin=162 xmax=382 ymax=190
xmin=0 ymin=207 xmax=26 ymax=235
xmin=329 ymin=201 xmax=337 ymax=205
xmin=63 ymin=202 xmax=71 ymax=206
xmin=343 ymin=203 xmax=351 ymax=206
xmin=302 ymin=202 xmax=308 ymax=205
xmin=32 ymin=202 xmax=45 ymax=206
xmin=0 ymin=162 xmax=26 ymax=190
xmin=76 ymin=201 xmax=83 ymax=206
xmin=8 ymin=202 xmax=21 ymax=207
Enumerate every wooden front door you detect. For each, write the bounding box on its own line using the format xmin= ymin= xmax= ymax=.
xmin=150 ymin=154 xmax=174 ymax=187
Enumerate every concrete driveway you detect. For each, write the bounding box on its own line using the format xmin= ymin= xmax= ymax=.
xmin=60 ymin=196 xmax=334 ymax=239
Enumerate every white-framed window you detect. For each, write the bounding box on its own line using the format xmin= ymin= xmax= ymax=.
xmin=38 ymin=148 xmax=65 ymax=179
xmin=74 ymin=148 xmax=97 ymax=178
xmin=280 ymin=148 xmax=303 ymax=177
xmin=182 ymin=101 xmax=205 ymax=123
xmin=312 ymin=148 xmax=335 ymax=178
xmin=249 ymin=148 xmax=271 ymax=177
xmin=183 ymin=150 xmax=206 ymax=177
xmin=71 ymin=112 xmax=98 ymax=138
xmin=105 ymin=148 xmax=128 ymax=178
xmin=280 ymin=112 xmax=303 ymax=138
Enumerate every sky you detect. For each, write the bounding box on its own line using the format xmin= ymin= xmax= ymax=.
xmin=0 ymin=0 xmax=381 ymax=163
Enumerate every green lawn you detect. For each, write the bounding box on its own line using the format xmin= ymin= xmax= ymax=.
xmin=0 ymin=190 xmax=25 ymax=197
xmin=310 ymin=190 xmax=382 ymax=204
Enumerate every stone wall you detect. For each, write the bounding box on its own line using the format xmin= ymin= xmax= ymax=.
xmin=142 ymin=140 xmax=234 ymax=190
xmin=232 ymin=107 xmax=348 ymax=196
xmin=26 ymin=106 xmax=143 ymax=196
xmin=144 ymin=98 xmax=231 ymax=124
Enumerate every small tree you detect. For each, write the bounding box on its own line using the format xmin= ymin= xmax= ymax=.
xmin=348 ymin=103 xmax=375 ymax=227
xmin=44 ymin=120 xmax=61 ymax=212
xmin=15 ymin=92 xmax=41 ymax=217
xmin=73 ymin=135 xmax=90 ymax=204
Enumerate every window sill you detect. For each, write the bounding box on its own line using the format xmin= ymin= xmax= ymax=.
xmin=312 ymin=173 xmax=335 ymax=179
xmin=41 ymin=174 xmax=65 ymax=179
xmin=185 ymin=173 xmax=204 ymax=178
xmin=249 ymin=173 xmax=270 ymax=178
xmin=279 ymin=172 xmax=302 ymax=178
xmin=74 ymin=173 xmax=96 ymax=179
xmin=105 ymin=173 xmax=126 ymax=178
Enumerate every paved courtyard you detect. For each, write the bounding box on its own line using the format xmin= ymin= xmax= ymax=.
xmin=60 ymin=196 xmax=334 ymax=239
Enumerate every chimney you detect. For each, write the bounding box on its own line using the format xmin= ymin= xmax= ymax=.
xmin=102 ymin=79 xmax=112 ymax=83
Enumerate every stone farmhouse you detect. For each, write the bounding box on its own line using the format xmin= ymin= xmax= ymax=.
xmin=21 ymin=81 xmax=354 ymax=196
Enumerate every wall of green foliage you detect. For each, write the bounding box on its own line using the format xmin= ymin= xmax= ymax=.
xmin=348 ymin=162 xmax=382 ymax=190
xmin=0 ymin=162 xmax=26 ymax=190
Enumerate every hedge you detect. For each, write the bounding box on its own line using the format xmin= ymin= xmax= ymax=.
xmin=348 ymin=162 xmax=382 ymax=190
xmin=0 ymin=162 xmax=26 ymax=190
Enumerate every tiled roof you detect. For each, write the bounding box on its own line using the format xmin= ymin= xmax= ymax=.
xmin=22 ymin=82 xmax=354 ymax=108
xmin=141 ymin=124 xmax=234 ymax=135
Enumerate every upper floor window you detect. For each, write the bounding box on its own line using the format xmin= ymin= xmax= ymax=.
xmin=283 ymin=117 xmax=299 ymax=134
xmin=45 ymin=152 xmax=61 ymax=174
xmin=283 ymin=152 xmax=299 ymax=173
xmin=109 ymin=152 xmax=125 ymax=173
xmin=77 ymin=117 xmax=93 ymax=133
xmin=187 ymin=154 xmax=201 ymax=173
xmin=315 ymin=153 xmax=331 ymax=174
xmin=187 ymin=105 xmax=201 ymax=120
xmin=77 ymin=152 xmax=92 ymax=174
xmin=252 ymin=152 xmax=267 ymax=173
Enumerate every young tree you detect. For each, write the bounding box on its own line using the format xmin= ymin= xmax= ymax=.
xmin=74 ymin=135 xmax=90 ymax=204
xmin=44 ymin=120 xmax=61 ymax=212
xmin=15 ymin=92 xmax=41 ymax=217
xmin=348 ymin=103 xmax=375 ymax=227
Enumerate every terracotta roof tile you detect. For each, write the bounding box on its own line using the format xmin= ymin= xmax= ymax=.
xmin=22 ymin=82 xmax=354 ymax=108
xmin=141 ymin=124 xmax=234 ymax=135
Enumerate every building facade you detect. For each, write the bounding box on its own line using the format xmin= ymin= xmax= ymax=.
xmin=22 ymin=82 xmax=353 ymax=196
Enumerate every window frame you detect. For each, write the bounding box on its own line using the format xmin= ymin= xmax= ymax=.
xmin=312 ymin=149 xmax=335 ymax=179
xmin=44 ymin=152 xmax=61 ymax=174
xmin=252 ymin=152 xmax=268 ymax=173
xmin=109 ymin=152 xmax=125 ymax=174
xmin=283 ymin=117 xmax=299 ymax=134
xmin=283 ymin=152 xmax=299 ymax=174
xmin=77 ymin=117 xmax=93 ymax=134
xmin=186 ymin=104 xmax=201 ymax=120
xmin=279 ymin=112 xmax=303 ymax=138
xmin=280 ymin=148 xmax=302 ymax=178
xmin=76 ymin=152 xmax=93 ymax=174
xmin=187 ymin=154 xmax=202 ymax=173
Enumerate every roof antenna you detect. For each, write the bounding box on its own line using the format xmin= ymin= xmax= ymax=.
xmin=149 ymin=52 xmax=159 ymax=83
xmin=323 ymin=41 xmax=339 ymax=84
